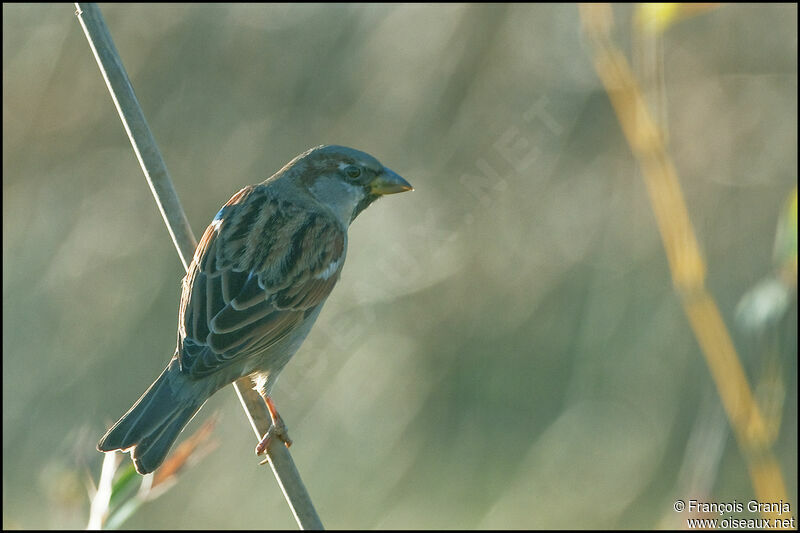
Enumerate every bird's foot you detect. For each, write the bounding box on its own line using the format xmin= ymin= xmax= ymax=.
xmin=255 ymin=417 xmax=292 ymax=456
xmin=255 ymin=395 xmax=292 ymax=460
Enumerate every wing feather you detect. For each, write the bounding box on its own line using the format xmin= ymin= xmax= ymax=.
xmin=178 ymin=185 xmax=345 ymax=379
xmin=230 ymin=274 xmax=266 ymax=310
xmin=210 ymin=299 xmax=274 ymax=334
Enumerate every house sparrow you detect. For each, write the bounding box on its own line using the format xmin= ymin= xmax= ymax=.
xmin=97 ymin=145 xmax=412 ymax=474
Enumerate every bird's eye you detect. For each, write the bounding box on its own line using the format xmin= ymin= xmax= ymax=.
xmin=344 ymin=166 xmax=362 ymax=180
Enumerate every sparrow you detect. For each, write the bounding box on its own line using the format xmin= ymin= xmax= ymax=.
xmin=97 ymin=145 xmax=413 ymax=474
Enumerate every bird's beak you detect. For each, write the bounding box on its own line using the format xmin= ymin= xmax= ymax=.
xmin=370 ymin=167 xmax=413 ymax=195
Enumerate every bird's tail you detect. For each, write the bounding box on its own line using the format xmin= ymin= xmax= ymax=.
xmin=97 ymin=358 xmax=206 ymax=474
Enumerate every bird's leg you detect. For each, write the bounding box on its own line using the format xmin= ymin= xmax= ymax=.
xmin=255 ymin=394 xmax=293 ymax=456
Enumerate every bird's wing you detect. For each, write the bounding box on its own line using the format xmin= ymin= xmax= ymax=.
xmin=177 ymin=185 xmax=346 ymax=378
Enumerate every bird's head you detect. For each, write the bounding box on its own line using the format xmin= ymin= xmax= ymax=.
xmin=274 ymin=145 xmax=413 ymax=225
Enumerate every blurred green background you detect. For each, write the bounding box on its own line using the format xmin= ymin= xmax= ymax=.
xmin=2 ymin=3 xmax=797 ymax=529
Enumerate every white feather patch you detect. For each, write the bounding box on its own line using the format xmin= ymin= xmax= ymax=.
xmin=316 ymin=256 xmax=343 ymax=280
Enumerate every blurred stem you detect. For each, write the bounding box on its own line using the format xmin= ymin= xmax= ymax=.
xmin=74 ymin=3 xmax=195 ymax=270
xmin=75 ymin=3 xmax=323 ymax=529
xmin=579 ymin=3 xmax=789 ymax=521
xmin=235 ymin=385 xmax=324 ymax=529
xmin=87 ymin=450 xmax=118 ymax=529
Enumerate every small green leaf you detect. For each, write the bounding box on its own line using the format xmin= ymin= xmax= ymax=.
xmin=108 ymin=462 xmax=140 ymax=511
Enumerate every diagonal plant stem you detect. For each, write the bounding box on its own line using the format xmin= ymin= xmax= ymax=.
xmin=74 ymin=3 xmax=323 ymax=529
xmin=579 ymin=3 xmax=789 ymax=523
